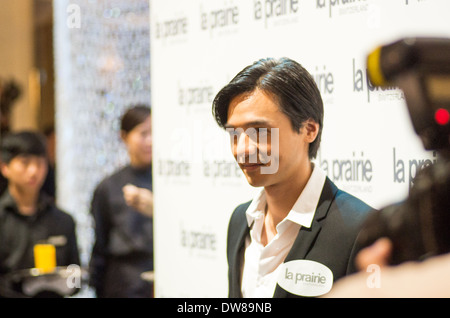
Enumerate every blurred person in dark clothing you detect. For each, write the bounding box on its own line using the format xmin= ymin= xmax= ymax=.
xmin=89 ymin=105 xmax=153 ymax=298
xmin=0 ymin=131 xmax=80 ymax=297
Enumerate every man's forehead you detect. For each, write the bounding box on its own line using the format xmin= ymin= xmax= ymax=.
xmin=226 ymin=90 xmax=281 ymax=125
xmin=224 ymin=120 xmax=274 ymax=129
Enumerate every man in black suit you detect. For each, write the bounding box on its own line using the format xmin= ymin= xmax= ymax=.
xmin=212 ymin=57 xmax=374 ymax=298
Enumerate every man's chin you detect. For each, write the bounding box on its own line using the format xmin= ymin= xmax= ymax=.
xmin=243 ymin=174 xmax=267 ymax=188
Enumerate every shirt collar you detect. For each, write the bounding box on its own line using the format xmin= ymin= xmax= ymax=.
xmin=245 ymin=163 xmax=327 ymax=229
xmin=0 ymin=189 xmax=17 ymax=211
xmin=0 ymin=189 xmax=52 ymax=218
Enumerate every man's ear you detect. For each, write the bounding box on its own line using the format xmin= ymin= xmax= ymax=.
xmin=0 ymin=162 xmax=10 ymax=179
xmin=304 ymin=119 xmax=320 ymax=143
xmin=120 ymin=130 xmax=128 ymax=143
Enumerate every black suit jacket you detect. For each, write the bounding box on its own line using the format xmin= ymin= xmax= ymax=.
xmin=227 ymin=177 xmax=374 ymax=298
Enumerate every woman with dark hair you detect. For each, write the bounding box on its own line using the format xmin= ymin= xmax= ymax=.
xmin=89 ymin=105 xmax=153 ymax=298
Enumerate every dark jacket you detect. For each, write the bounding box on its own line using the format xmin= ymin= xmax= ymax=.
xmin=0 ymin=190 xmax=80 ymax=274
xmin=89 ymin=165 xmax=153 ymax=298
xmin=227 ymin=177 xmax=373 ymax=298
xmin=0 ymin=190 xmax=80 ymax=297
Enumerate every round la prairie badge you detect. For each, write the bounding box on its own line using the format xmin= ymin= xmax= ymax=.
xmin=277 ymin=260 xmax=333 ymax=297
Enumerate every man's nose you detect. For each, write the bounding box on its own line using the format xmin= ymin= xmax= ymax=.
xmin=235 ymin=133 xmax=257 ymax=163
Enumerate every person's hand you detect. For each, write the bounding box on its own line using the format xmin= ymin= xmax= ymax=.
xmin=123 ymin=184 xmax=153 ymax=217
xmin=326 ymin=238 xmax=450 ymax=298
xmin=356 ymin=237 xmax=393 ymax=270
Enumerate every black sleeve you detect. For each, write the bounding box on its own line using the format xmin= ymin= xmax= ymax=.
xmin=227 ymin=201 xmax=251 ymax=298
xmin=88 ymin=183 xmax=111 ymax=295
xmin=66 ymin=216 xmax=80 ymax=267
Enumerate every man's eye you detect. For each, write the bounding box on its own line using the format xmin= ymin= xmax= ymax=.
xmin=226 ymin=129 xmax=240 ymax=138
xmin=257 ymin=129 xmax=268 ymax=136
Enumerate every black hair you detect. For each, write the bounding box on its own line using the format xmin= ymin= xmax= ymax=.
xmin=212 ymin=57 xmax=323 ymax=159
xmin=1 ymin=131 xmax=47 ymax=163
xmin=120 ymin=105 xmax=151 ymax=133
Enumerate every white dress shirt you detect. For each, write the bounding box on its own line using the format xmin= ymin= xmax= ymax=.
xmin=241 ymin=163 xmax=327 ymax=298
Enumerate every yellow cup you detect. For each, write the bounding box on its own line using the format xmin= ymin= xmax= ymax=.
xmin=34 ymin=244 xmax=56 ymax=274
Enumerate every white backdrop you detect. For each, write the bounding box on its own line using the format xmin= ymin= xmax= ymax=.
xmin=150 ymin=0 xmax=450 ymax=297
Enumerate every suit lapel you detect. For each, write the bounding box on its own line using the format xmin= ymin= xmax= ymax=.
xmin=229 ymin=179 xmax=338 ymax=298
xmin=229 ymin=218 xmax=250 ymax=276
xmin=228 ymin=202 xmax=251 ymax=298
xmin=285 ymin=177 xmax=337 ymax=261
xmin=273 ymin=177 xmax=338 ymax=297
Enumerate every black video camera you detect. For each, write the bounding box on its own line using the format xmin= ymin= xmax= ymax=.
xmin=356 ymin=38 xmax=450 ymax=265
